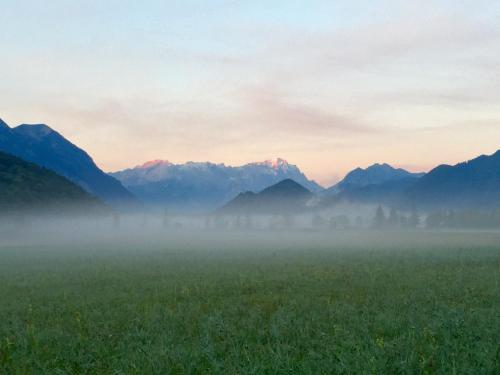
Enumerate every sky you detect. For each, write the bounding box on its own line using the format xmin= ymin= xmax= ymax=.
xmin=1 ymin=0 xmax=500 ymax=186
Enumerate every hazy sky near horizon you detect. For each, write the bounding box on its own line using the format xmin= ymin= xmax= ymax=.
xmin=1 ymin=0 xmax=500 ymax=185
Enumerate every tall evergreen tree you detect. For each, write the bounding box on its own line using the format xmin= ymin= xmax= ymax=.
xmin=408 ymin=206 xmax=420 ymax=228
xmin=372 ymin=205 xmax=386 ymax=229
xmin=388 ymin=207 xmax=400 ymax=228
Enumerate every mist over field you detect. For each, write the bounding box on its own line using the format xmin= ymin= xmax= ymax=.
xmin=1 ymin=213 xmax=499 ymax=373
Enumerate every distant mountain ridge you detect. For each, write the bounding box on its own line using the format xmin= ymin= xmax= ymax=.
xmin=325 ymin=151 xmax=500 ymax=211
xmin=326 ymin=163 xmax=424 ymax=194
xmin=407 ymin=150 xmax=500 ymax=210
xmin=110 ymin=158 xmax=323 ymax=211
xmin=0 ymin=150 xmax=105 ymax=214
xmin=0 ymin=119 xmax=136 ymax=207
xmin=221 ymin=179 xmax=313 ymax=214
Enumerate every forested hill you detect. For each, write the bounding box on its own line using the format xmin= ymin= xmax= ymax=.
xmin=0 ymin=150 xmax=106 ymax=214
xmin=221 ymin=179 xmax=313 ymax=214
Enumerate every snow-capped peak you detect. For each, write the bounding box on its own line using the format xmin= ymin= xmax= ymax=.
xmin=136 ymin=160 xmax=171 ymax=169
xmin=253 ymin=158 xmax=290 ymax=170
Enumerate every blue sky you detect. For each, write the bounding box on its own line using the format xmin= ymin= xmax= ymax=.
xmin=1 ymin=0 xmax=500 ymax=185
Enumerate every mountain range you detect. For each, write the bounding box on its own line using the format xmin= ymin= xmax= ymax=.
xmin=222 ymin=150 xmax=500 ymax=214
xmin=0 ymin=119 xmax=136 ymax=207
xmin=329 ymin=151 xmax=500 ymax=211
xmin=110 ymin=158 xmax=322 ymax=211
xmin=0 ymin=150 xmax=105 ymax=214
xmin=1 ymin=118 xmax=498 ymax=214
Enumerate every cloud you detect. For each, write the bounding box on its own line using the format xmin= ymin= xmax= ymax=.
xmin=192 ymin=5 xmax=500 ymax=100
xmin=236 ymin=85 xmax=373 ymax=135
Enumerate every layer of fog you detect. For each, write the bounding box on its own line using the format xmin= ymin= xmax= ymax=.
xmin=2 ymin=201 xmax=499 ymax=250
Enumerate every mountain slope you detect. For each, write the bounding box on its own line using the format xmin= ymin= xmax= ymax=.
xmin=330 ymin=177 xmax=418 ymax=206
xmin=221 ymin=179 xmax=313 ymax=214
xmin=0 ymin=119 xmax=136 ymax=207
xmin=327 ymin=163 xmax=424 ymax=194
xmin=110 ymin=158 xmax=322 ymax=211
xmin=406 ymin=150 xmax=500 ymax=210
xmin=0 ymin=150 xmax=105 ymax=213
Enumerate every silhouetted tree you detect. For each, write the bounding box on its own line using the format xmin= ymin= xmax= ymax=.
xmin=408 ymin=206 xmax=420 ymax=228
xmin=141 ymin=214 xmax=148 ymax=228
xmin=312 ymin=214 xmax=326 ymax=229
xmin=447 ymin=210 xmax=456 ymax=228
xmin=112 ymin=212 xmax=121 ymax=229
xmin=235 ymin=215 xmax=243 ymax=230
xmin=214 ymin=215 xmax=227 ymax=230
xmin=162 ymin=208 xmax=170 ymax=229
xmin=372 ymin=205 xmax=386 ymax=229
xmin=282 ymin=213 xmax=294 ymax=229
xmin=388 ymin=208 xmax=400 ymax=228
xmin=426 ymin=211 xmax=446 ymax=229
xmin=399 ymin=215 xmax=408 ymax=228
xmin=354 ymin=216 xmax=364 ymax=229
xmin=204 ymin=215 xmax=213 ymax=230
xmin=329 ymin=217 xmax=338 ymax=230
xmin=268 ymin=216 xmax=276 ymax=230
xmin=335 ymin=215 xmax=350 ymax=230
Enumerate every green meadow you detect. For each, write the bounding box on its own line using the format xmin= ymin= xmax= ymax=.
xmin=0 ymin=231 xmax=499 ymax=374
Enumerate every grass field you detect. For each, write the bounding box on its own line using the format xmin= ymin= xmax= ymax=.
xmin=0 ymin=231 xmax=499 ymax=374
